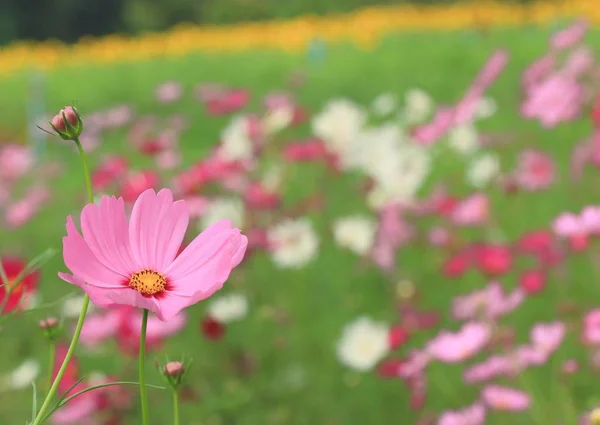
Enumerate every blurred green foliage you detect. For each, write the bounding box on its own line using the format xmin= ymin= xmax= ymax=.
xmin=2 ymin=0 xmax=540 ymax=44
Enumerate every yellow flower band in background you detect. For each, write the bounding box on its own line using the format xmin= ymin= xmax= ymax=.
xmin=0 ymin=0 xmax=595 ymax=77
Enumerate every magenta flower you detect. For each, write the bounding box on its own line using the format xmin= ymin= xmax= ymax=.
xmin=481 ymin=385 xmax=531 ymax=411
xmin=427 ymin=322 xmax=491 ymax=363
xmin=59 ymin=189 xmax=247 ymax=321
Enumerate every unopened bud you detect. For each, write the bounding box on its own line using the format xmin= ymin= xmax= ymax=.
xmin=39 ymin=317 xmax=61 ymax=341
xmin=160 ymin=360 xmax=189 ymax=391
xmin=48 ymin=106 xmax=83 ymax=141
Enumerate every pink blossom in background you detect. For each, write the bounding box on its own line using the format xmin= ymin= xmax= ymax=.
xmin=550 ymin=19 xmax=588 ymax=50
xmin=119 ymin=170 xmax=160 ymax=202
xmin=0 ymin=144 xmax=33 ymax=181
xmin=464 ymin=355 xmax=512 ymax=384
xmin=552 ymin=212 xmax=589 ymax=251
xmin=184 ymin=195 xmax=209 ymax=218
xmin=80 ymin=308 xmax=123 ymax=348
xmin=59 ymin=189 xmax=247 ymax=321
xmin=283 ymin=139 xmax=329 ymax=162
xmin=519 ymin=269 xmax=547 ymax=294
xmin=4 ymin=186 xmax=50 ymax=229
xmin=428 ymin=226 xmax=451 ymax=247
xmin=427 ymin=322 xmax=491 ymax=363
xmin=155 ymin=81 xmax=183 ymax=104
xmin=521 ymin=73 xmax=584 ymax=127
xmin=104 ymin=105 xmax=135 ymax=129
xmin=412 ymin=107 xmax=454 ymax=145
xmin=450 ymin=193 xmax=489 ymax=226
xmin=371 ymin=204 xmax=414 ymax=271
xmin=437 ymin=402 xmax=486 ymax=425
xmin=244 ymin=182 xmax=280 ymax=210
xmin=580 ymin=206 xmax=600 ymax=235
xmin=452 ymin=281 xmax=524 ymax=321
xmin=397 ymin=350 xmax=430 ymax=380
xmin=521 ymin=54 xmax=555 ymax=92
xmin=514 ymin=149 xmax=556 ymax=191
xmin=442 ymin=249 xmax=471 ymax=278
xmin=583 ymin=309 xmax=600 ymax=345
xmin=155 ymin=149 xmax=181 ymax=170
xmin=515 ymin=229 xmax=554 ymax=256
xmin=530 ymin=321 xmax=566 ymax=355
xmin=563 ymin=46 xmax=594 ymax=79
xmin=481 ymin=385 xmax=531 ymax=411
xmin=204 ymin=89 xmax=250 ymax=116
xmin=92 ymin=156 xmax=129 ymax=191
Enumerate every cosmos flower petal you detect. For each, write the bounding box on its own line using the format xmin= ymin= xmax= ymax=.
xmin=166 ymin=221 xmax=247 ymax=296
xmin=106 ymin=288 xmax=161 ymax=315
xmin=128 ymin=189 xmax=190 ymax=271
xmin=58 ymin=273 xmax=129 ymax=308
xmin=80 ymin=195 xmax=138 ymax=275
xmin=62 ymin=218 xmax=125 ymax=288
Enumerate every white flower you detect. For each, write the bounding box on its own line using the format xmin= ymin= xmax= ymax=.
xmin=467 ymin=153 xmax=501 ymax=188
xmin=208 ymin=293 xmax=249 ymax=323
xmin=221 ymin=116 xmax=254 ymax=161
xmin=312 ymin=99 xmax=366 ymax=166
xmin=371 ymin=93 xmax=397 ymax=117
xmin=5 ymin=359 xmax=40 ymax=389
xmin=268 ymin=218 xmax=319 ymax=269
xmin=337 ymin=316 xmax=389 ymax=371
xmin=475 ymin=97 xmax=497 ymax=119
xmin=403 ymin=89 xmax=433 ymax=124
xmin=448 ymin=124 xmax=479 ymax=156
xmin=333 ymin=216 xmax=377 ymax=255
xmin=63 ymin=295 xmax=95 ymax=318
xmin=262 ymin=107 xmax=293 ymax=135
xmin=201 ymin=197 xmax=245 ymax=229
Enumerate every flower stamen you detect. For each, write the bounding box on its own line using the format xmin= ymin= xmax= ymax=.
xmin=129 ymin=269 xmax=167 ymax=296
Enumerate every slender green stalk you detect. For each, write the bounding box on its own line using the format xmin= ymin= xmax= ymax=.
xmin=47 ymin=343 xmax=56 ymax=393
xmin=32 ymin=296 xmax=89 ymax=425
xmin=172 ymin=390 xmax=180 ymax=425
xmin=32 ymin=136 xmax=94 ymax=425
xmin=139 ymin=309 xmax=150 ymax=425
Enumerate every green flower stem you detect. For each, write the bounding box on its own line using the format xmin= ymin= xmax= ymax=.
xmin=173 ymin=390 xmax=180 ymax=425
xmin=32 ymin=136 xmax=94 ymax=425
xmin=32 ymin=296 xmax=89 ymax=425
xmin=139 ymin=309 xmax=150 ymax=425
xmin=47 ymin=342 xmax=56 ymax=393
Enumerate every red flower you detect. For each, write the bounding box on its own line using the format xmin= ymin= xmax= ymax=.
xmin=0 ymin=257 xmax=40 ymax=314
xmin=377 ymin=358 xmax=404 ymax=378
xmin=388 ymin=325 xmax=410 ymax=350
xmin=519 ymin=269 xmax=546 ymax=294
xmin=474 ymin=244 xmax=512 ymax=277
xmin=201 ymin=315 xmax=226 ymax=340
xmin=442 ymin=250 xmax=471 ymax=278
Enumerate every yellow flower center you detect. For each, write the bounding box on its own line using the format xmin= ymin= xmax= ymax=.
xmin=128 ymin=269 xmax=166 ymax=296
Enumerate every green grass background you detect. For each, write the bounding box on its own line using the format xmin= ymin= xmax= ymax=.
xmin=0 ymin=26 xmax=599 ymax=425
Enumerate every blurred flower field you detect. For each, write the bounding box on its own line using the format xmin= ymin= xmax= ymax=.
xmin=2 ymin=15 xmax=600 ymax=425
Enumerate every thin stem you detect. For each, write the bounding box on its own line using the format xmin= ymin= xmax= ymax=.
xmin=32 ymin=136 xmax=94 ymax=425
xmin=139 ymin=309 xmax=150 ymax=425
xmin=47 ymin=342 xmax=56 ymax=394
xmin=32 ymin=295 xmax=90 ymax=425
xmin=173 ymin=391 xmax=180 ymax=425
xmin=74 ymin=139 xmax=94 ymax=204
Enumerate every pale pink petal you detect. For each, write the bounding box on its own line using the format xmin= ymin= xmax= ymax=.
xmin=128 ymin=189 xmax=189 ymax=271
xmin=58 ymin=273 xmax=128 ymax=308
xmin=62 ymin=218 xmax=126 ymax=288
xmin=80 ymin=196 xmax=138 ymax=276
xmin=106 ymin=288 xmax=161 ymax=315
xmin=51 ymin=394 xmax=98 ymax=424
xmin=80 ymin=310 xmax=122 ymax=347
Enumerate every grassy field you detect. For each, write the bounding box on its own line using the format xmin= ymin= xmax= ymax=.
xmin=0 ymin=26 xmax=599 ymax=425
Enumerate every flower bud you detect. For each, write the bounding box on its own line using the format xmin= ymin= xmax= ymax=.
xmin=160 ymin=360 xmax=189 ymax=391
xmin=48 ymin=106 xmax=83 ymax=141
xmin=39 ymin=317 xmax=61 ymax=341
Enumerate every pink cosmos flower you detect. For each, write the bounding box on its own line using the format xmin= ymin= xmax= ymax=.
xmin=437 ymin=402 xmax=486 ymax=425
xmin=481 ymin=385 xmax=531 ymax=411
xmin=583 ymin=309 xmax=600 ymax=345
xmin=550 ymin=20 xmax=587 ymax=50
xmin=283 ymin=139 xmax=329 ymax=162
xmin=452 ymin=281 xmax=524 ymax=321
xmin=450 ymin=193 xmax=489 ymax=226
xmin=155 ymin=81 xmax=183 ymax=104
xmin=563 ymin=46 xmax=593 ymax=79
xmin=4 ymin=186 xmax=50 ymax=229
xmin=92 ymin=156 xmax=129 ymax=191
xmin=514 ymin=149 xmax=556 ymax=191
xmin=0 ymin=144 xmax=33 ymax=181
xmin=155 ymin=149 xmax=181 ymax=170
xmin=581 ymin=206 xmax=600 ymax=235
xmin=530 ymin=321 xmax=566 ymax=355
xmin=427 ymin=322 xmax=491 ymax=363
xmin=119 ymin=170 xmax=160 ymax=203
xmin=59 ymin=189 xmax=247 ymax=321
xmin=521 ymin=73 xmax=584 ymax=127
xmin=412 ymin=107 xmax=454 ymax=145
xmin=552 ymin=212 xmax=589 ymax=251
xmin=463 ymin=355 xmax=512 ymax=384
xmin=371 ymin=204 xmax=414 ymax=272
xmin=474 ymin=244 xmax=512 ymax=277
